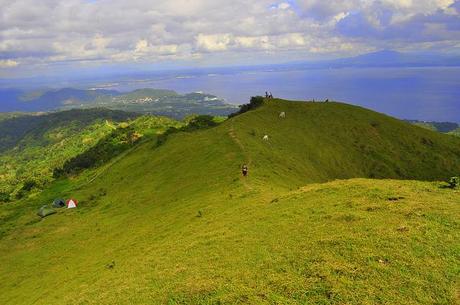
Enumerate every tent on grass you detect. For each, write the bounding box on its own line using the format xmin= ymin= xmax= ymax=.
xmin=37 ymin=205 xmax=56 ymax=218
xmin=52 ymin=198 xmax=66 ymax=208
xmin=66 ymin=199 xmax=78 ymax=209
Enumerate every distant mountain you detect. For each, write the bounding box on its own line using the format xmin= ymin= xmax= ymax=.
xmin=0 ymin=88 xmax=120 ymax=112
xmin=0 ymin=87 xmax=238 ymax=119
xmin=405 ymin=120 xmax=459 ymax=134
xmin=276 ymin=50 xmax=460 ymax=70
xmin=331 ymin=50 xmax=407 ymax=67
xmin=330 ymin=50 xmax=460 ymax=68
xmin=27 ymin=88 xmax=121 ymax=110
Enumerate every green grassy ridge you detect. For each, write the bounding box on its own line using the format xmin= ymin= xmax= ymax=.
xmin=1 ymin=99 xmax=460 ymax=304
xmin=0 ymin=110 xmax=180 ymax=198
xmin=227 ymin=99 xmax=460 ymax=187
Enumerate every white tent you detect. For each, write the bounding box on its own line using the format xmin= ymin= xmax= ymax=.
xmin=66 ymin=199 xmax=78 ymax=209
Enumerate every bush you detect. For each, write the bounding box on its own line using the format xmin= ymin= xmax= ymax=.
xmin=53 ymin=126 xmax=142 ymax=177
xmin=155 ymin=115 xmax=218 ymax=147
xmin=21 ymin=179 xmax=37 ymax=192
xmin=155 ymin=127 xmax=179 ymax=147
xmin=448 ymin=177 xmax=459 ymax=189
xmin=0 ymin=192 xmax=10 ymax=203
xmin=186 ymin=115 xmax=218 ymax=131
xmin=228 ymin=96 xmax=265 ymax=118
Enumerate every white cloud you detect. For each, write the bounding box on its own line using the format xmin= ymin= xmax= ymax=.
xmin=0 ymin=59 xmax=19 ymax=68
xmin=0 ymin=0 xmax=459 ymax=75
xmin=195 ymin=34 xmax=232 ymax=52
xmin=135 ymin=39 xmax=149 ymax=54
xmin=276 ymin=2 xmax=291 ymax=10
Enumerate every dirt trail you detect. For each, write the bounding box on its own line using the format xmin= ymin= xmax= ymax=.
xmin=228 ymin=123 xmax=253 ymax=190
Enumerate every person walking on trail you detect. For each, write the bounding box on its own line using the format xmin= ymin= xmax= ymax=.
xmin=242 ymin=164 xmax=248 ymax=177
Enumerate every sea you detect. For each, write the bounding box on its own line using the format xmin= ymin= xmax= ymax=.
xmin=103 ymin=66 xmax=460 ymax=123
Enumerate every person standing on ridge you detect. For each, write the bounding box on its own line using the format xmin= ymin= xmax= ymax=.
xmin=242 ymin=164 xmax=248 ymax=177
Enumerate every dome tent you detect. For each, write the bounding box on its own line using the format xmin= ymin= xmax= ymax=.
xmin=52 ymin=198 xmax=65 ymax=208
xmin=66 ymin=199 xmax=78 ymax=209
xmin=37 ymin=205 xmax=56 ymax=218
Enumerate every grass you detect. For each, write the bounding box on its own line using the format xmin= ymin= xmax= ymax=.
xmin=0 ymin=99 xmax=459 ymax=304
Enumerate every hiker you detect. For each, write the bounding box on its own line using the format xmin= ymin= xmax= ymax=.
xmin=265 ymin=91 xmax=269 ymax=98
xmin=242 ymin=164 xmax=248 ymax=177
xmin=269 ymin=92 xmax=273 ymax=99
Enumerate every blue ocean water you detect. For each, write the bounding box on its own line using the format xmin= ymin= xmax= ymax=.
xmin=110 ymin=67 xmax=460 ymax=122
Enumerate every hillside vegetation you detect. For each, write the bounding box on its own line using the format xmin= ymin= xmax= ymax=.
xmin=0 ymin=109 xmax=180 ymax=200
xmin=0 ymin=99 xmax=459 ymax=304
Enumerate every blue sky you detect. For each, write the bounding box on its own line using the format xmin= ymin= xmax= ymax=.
xmin=1 ymin=0 xmax=459 ymax=78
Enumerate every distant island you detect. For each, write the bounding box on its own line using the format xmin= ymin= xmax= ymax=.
xmin=0 ymin=88 xmax=238 ymax=119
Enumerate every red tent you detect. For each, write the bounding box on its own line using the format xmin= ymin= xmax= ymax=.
xmin=66 ymin=199 xmax=78 ymax=209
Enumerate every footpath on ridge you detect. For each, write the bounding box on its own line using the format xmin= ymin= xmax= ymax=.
xmin=228 ymin=122 xmax=253 ymax=191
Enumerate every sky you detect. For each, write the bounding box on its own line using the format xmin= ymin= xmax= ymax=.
xmin=1 ymin=0 xmax=460 ymax=78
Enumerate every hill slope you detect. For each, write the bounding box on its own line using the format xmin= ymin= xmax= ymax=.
xmin=0 ymin=99 xmax=459 ymax=304
xmin=0 ymin=109 xmax=179 ymax=199
xmin=225 ymin=99 xmax=460 ymax=187
xmin=0 ymin=108 xmax=137 ymax=153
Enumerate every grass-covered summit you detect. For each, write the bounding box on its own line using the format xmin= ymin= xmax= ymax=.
xmin=0 ymin=99 xmax=459 ymax=304
xmin=224 ymin=99 xmax=460 ymax=187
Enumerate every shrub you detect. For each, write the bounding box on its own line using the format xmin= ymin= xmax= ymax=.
xmin=155 ymin=115 xmax=219 ymax=148
xmin=21 ymin=179 xmax=37 ymax=192
xmin=53 ymin=126 xmax=141 ymax=177
xmin=228 ymin=96 xmax=265 ymax=118
xmin=185 ymin=115 xmax=217 ymax=130
xmin=448 ymin=177 xmax=459 ymax=189
xmin=0 ymin=192 xmax=10 ymax=203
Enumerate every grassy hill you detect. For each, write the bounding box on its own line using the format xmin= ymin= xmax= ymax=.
xmin=0 ymin=99 xmax=459 ymax=304
xmin=0 ymin=109 xmax=180 ymax=200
